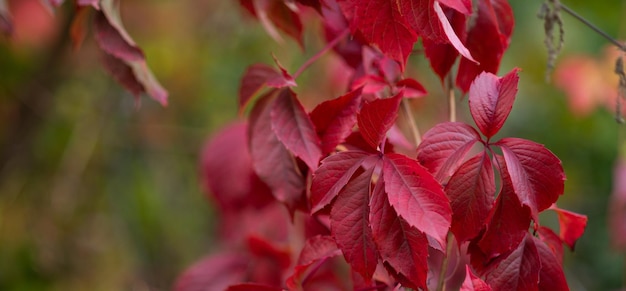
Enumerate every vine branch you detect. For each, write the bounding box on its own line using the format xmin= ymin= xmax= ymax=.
xmin=293 ymin=28 xmax=350 ymax=79
xmin=560 ymin=3 xmax=626 ymax=52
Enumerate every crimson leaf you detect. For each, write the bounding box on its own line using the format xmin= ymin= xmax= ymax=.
xmin=330 ymin=167 xmax=378 ymax=280
xmin=310 ymin=88 xmax=362 ymax=153
xmin=460 ymin=265 xmax=492 ymax=291
xmin=485 ymin=234 xmax=540 ymax=291
xmin=537 ymin=226 xmax=564 ymax=263
xmin=249 ymin=91 xmax=306 ymax=213
xmin=382 ymin=153 xmax=452 ymax=246
xmin=174 ymin=253 xmax=248 ymax=291
xmin=468 ymin=68 xmax=520 ymax=139
xmin=286 ymin=235 xmax=342 ymax=290
xmin=239 ymin=64 xmax=296 ymax=111
xmin=226 ymin=283 xmax=284 ymax=291
xmin=417 ymin=122 xmax=482 ymax=182
xmin=311 ymin=151 xmax=372 ymax=213
xmin=549 ymin=204 xmax=588 ymax=250
xmin=357 ymin=93 xmax=403 ymax=149
xmin=271 ymin=89 xmax=322 ymax=170
xmin=240 ymin=0 xmax=303 ymax=45
xmin=370 ymin=176 xmax=428 ymax=290
xmin=534 ymin=236 xmax=569 ymax=291
xmin=496 ymin=138 xmax=565 ymax=222
xmin=446 ymin=150 xmax=495 ymax=243
xmin=456 ymin=0 xmax=514 ymax=92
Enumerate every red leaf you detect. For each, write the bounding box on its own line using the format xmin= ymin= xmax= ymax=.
xmin=478 ymin=155 xmax=530 ymax=259
xmin=99 ymin=51 xmax=144 ymax=98
xmin=396 ymin=78 xmax=427 ymax=98
xmin=338 ymin=0 xmax=417 ymax=68
xmin=227 ymin=283 xmax=284 ymax=291
xmin=549 ymin=204 xmax=588 ymax=250
xmin=239 ymin=64 xmax=296 ymax=111
xmin=310 ymin=88 xmax=362 ymax=153
xmin=174 ymin=253 xmax=248 ymax=291
xmin=496 ymin=138 xmax=565 ymax=222
xmin=287 ymin=235 xmax=342 ymax=290
xmin=94 ymin=11 xmax=144 ymax=62
xmin=200 ymin=122 xmax=273 ymax=211
xmin=400 ymin=0 xmax=444 ymax=42
xmin=331 ymin=167 xmax=378 ymax=280
xmin=533 ymin=236 xmax=569 ymax=291
xmin=357 ymin=93 xmax=403 ymax=149
xmin=446 ymin=151 xmax=495 ymax=243
xmin=249 ymin=91 xmax=306 ymax=213
xmin=423 ymin=39 xmax=458 ymax=82
xmin=0 ymin=0 xmax=11 ymax=36
xmin=271 ymin=89 xmax=322 ymax=170
xmin=432 ymin=1 xmax=476 ymax=63
xmin=460 ymin=265 xmax=492 ymax=291
xmin=311 ymin=151 xmax=372 ymax=213
xmin=485 ymin=234 xmax=540 ymax=291
xmin=439 ymin=0 xmax=472 ymax=14
xmin=537 ymin=226 xmax=564 ymax=264
xmin=417 ymin=122 xmax=482 ymax=182
xmin=382 ymin=153 xmax=451 ymax=246
xmin=468 ymin=68 xmax=520 ymax=139
xmin=243 ymin=0 xmax=304 ymax=45
xmin=370 ymin=176 xmax=428 ymax=289
xmin=456 ymin=0 xmax=514 ymax=92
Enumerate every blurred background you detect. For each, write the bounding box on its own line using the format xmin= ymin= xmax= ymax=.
xmin=0 ymin=0 xmax=625 ymax=290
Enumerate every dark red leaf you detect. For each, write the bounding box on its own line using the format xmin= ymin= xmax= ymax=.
xmin=227 ymin=283 xmax=284 ymax=291
xmin=533 ymin=236 xmax=569 ymax=291
xmin=296 ymin=0 xmax=321 ymax=12
xmin=94 ymin=11 xmax=144 ymax=62
xmin=422 ymin=7 xmax=466 ymax=81
xmin=271 ymin=89 xmax=322 ymax=170
xmin=338 ymin=0 xmax=417 ymax=67
xmin=370 ymin=176 xmax=428 ymax=290
xmin=311 ymin=151 xmax=372 ymax=213
xmin=432 ymin=0 xmax=476 ymax=62
xmin=174 ymin=253 xmax=248 ymax=291
xmin=331 ymin=167 xmax=378 ymax=280
xmin=549 ymin=204 xmax=587 ymax=250
xmin=485 ymin=234 xmax=540 ymax=291
xmin=460 ymin=265 xmax=492 ymax=291
xmin=396 ymin=78 xmax=427 ymax=98
xmin=310 ymin=88 xmax=362 ymax=153
xmin=287 ymin=235 xmax=341 ymax=290
xmin=249 ymin=91 xmax=306 ymax=213
xmin=200 ymin=122 xmax=273 ymax=211
xmin=357 ymin=93 xmax=403 ymax=149
xmin=239 ymin=64 xmax=296 ymax=111
xmin=400 ymin=0 xmax=444 ymax=42
xmin=446 ymin=151 xmax=495 ymax=243
xmin=537 ymin=226 xmax=564 ymax=264
xmin=478 ymin=155 xmax=530 ymax=259
xmin=496 ymin=138 xmax=565 ymax=222
xmin=99 ymin=51 xmax=144 ymax=98
xmin=417 ymin=122 xmax=482 ymax=182
xmin=247 ymin=235 xmax=292 ymax=270
xmin=456 ymin=0 xmax=514 ymax=92
xmin=468 ymin=68 xmax=520 ymax=139
xmin=242 ymin=0 xmax=303 ymax=45
xmin=382 ymin=153 xmax=451 ymax=246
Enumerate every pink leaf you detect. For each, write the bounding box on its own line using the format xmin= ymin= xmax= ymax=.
xmin=461 ymin=265 xmax=492 ymax=291
xmin=549 ymin=204 xmax=588 ymax=250
xmin=446 ymin=151 xmax=495 ymax=243
xmin=417 ymin=122 xmax=482 ymax=182
xmin=485 ymin=234 xmax=540 ymax=291
xmin=311 ymin=151 xmax=372 ymax=213
xmin=310 ymin=88 xmax=362 ymax=153
xmin=439 ymin=0 xmax=472 ymax=14
xmin=174 ymin=253 xmax=248 ymax=291
xmin=271 ymin=89 xmax=322 ymax=170
xmin=468 ymin=68 xmax=520 ymax=139
xmin=533 ymin=236 xmax=569 ymax=291
xmin=433 ymin=1 xmax=476 ymax=63
xmin=478 ymin=155 xmax=531 ymax=259
xmin=382 ymin=153 xmax=452 ymax=246
xmin=239 ymin=64 xmax=296 ymax=111
xmin=456 ymin=0 xmax=514 ymax=92
xmin=496 ymin=138 xmax=565 ymax=222
xmin=249 ymin=91 xmax=306 ymax=213
xmin=77 ymin=0 xmax=99 ymax=9
xmin=357 ymin=93 xmax=403 ymax=149
xmin=331 ymin=167 xmax=378 ymax=280
xmin=338 ymin=0 xmax=417 ymax=68
xmin=370 ymin=176 xmax=428 ymax=290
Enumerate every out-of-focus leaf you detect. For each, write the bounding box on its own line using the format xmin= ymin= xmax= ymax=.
xmin=460 ymin=265 xmax=492 ymax=291
xmin=174 ymin=253 xmax=249 ymax=291
xmin=549 ymin=204 xmax=587 ymax=250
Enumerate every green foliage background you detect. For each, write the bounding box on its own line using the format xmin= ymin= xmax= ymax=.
xmin=0 ymin=0 xmax=624 ymax=290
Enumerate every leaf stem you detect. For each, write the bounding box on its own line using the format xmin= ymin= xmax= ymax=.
xmin=560 ymin=3 xmax=626 ymax=52
xmin=293 ymin=28 xmax=350 ymax=79
xmin=446 ymin=73 xmax=456 ymax=122
xmin=436 ymin=232 xmax=454 ymax=291
xmin=401 ymin=99 xmax=422 ymax=146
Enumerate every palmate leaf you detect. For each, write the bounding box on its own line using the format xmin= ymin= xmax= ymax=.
xmin=370 ymin=175 xmax=428 ymax=290
xmin=382 ymin=153 xmax=451 ymax=246
xmin=468 ymin=69 xmax=520 ymax=139
xmin=496 ymin=138 xmax=565 ymax=222
xmin=271 ymin=89 xmax=322 ymax=170
xmin=330 ymin=167 xmax=378 ymax=280
xmin=249 ymin=91 xmax=306 ymax=213
xmin=446 ymin=150 xmax=495 ymax=244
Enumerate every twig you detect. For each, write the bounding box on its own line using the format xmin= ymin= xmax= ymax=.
xmin=293 ymin=28 xmax=350 ymax=79
xmin=401 ymin=99 xmax=422 ymax=146
xmin=560 ymin=3 xmax=626 ymax=52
